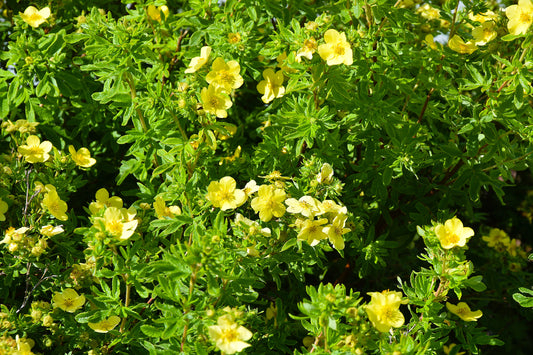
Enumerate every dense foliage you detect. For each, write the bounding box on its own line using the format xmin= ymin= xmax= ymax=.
xmin=1 ymin=0 xmax=533 ymax=354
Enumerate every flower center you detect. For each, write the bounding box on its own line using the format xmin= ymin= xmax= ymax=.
xmin=108 ymin=220 xmax=123 ymax=236
xmin=221 ymin=328 xmax=239 ymax=343
xmin=334 ymin=44 xmax=345 ymax=56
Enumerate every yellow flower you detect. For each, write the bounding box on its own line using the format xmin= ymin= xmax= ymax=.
xmin=365 ymin=290 xmax=408 ymax=332
xmin=146 ymin=5 xmax=169 ymax=22
xmin=251 ymin=185 xmax=286 ymax=222
xmin=185 ymin=46 xmax=211 ymax=74
xmin=416 ymin=3 xmax=441 ymax=21
xmin=1 ymin=227 xmax=29 ymax=245
xmin=434 ymin=217 xmax=474 ymax=249
xmin=40 ymin=225 xmax=64 ymax=237
xmin=18 ymin=135 xmax=53 ymax=163
xmin=206 ymin=176 xmax=246 ymax=211
xmin=89 ymin=188 xmax=123 ymax=215
xmin=285 ymin=196 xmax=322 ymax=217
xmin=15 ymin=335 xmax=35 ymax=355
xmin=448 ymin=35 xmax=477 ymax=54
xmin=317 ymin=163 xmax=334 ymax=184
xmin=424 ymin=34 xmax=439 ymax=50
xmin=42 ymin=190 xmax=68 ymax=221
xmin=52 ymin=288 xmax=85 ymax=313
xmin=154 ymin=196 xmax=181 ymax=219
xmin=469 ymin=10 xmax=498 ymax=24
xmin=482 ymin=228 xmax=510 ymax=248
xmin=446 ymin=302 xmax=482 ymax=321
xmin=201 ymin=85 xmax=233 ymax=118
xmin=88 ymin=316 xmax=121 ymax=333
xmin=323 ymin=214 xmax=350 ymax=250
xmin=295 ymin=37 xmax=317 ymax=62
xmin=506 ymin=0 xmax=533 ymax=35
xmin=20 ymin=6 xmax=51 ymax=28
xmin=297 ymin=218 xmax=328 ymax=246
xmin=100 ymin=207 xmax=138 ymax=240
xmin=68 ymin=145 xmax=96 ymax=168
xmin=319 ymin=200 xmax=348 ymax=215
xmin=0 ymin=198 xmax=8 ymax=221
xmin=443 ymin=343 xmax=465 ymax=355
xmin=228 ymin=32 xmax=241 ymax=44
xmin=256 ymin=68 xmax=285 ymax=104
xmin=206 ymin=57 xmax=244 ymax=92
xmin=1 ymin=119 xmax=39 ymax=134
xmin=208 ymin=315 xmax=253 ymax=354
xmin=472 ymin=22 xmax=497 ymax=45
xmin=243 ymin=180 xmax=259 ymax=198
xmin=318 ymin=29 xmax=353 ymax=66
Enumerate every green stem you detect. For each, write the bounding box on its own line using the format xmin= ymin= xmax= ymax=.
xmin=124 ymin=73 xmax=148 ymax=133
xmin=120 ymin=274 xmax=131 ymax=333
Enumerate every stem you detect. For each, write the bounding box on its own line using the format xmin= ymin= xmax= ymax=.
xmin=417 ymin=88 xmax=435 ymax=124
xmin=124 ymin=73 xmax=148 ymax=133
xmin=120 ymin=274 xmax=131 ymax=333
xmin=448 ymin=0 xmax=461 ymax=39
xmin=482 ymin=150 xmax=533 ymax=173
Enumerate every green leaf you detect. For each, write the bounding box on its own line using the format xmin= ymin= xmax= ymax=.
xmin=140 ymin=324 xmax=164 ymax=338
xmin=464 ymin=275 xmax=487 ymax=292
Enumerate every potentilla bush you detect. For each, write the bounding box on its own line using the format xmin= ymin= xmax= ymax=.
xmin=1 ymin=0 xmax=533 ymax=354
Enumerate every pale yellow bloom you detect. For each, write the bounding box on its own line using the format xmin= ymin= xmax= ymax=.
xmin=318 ymin=29 xmax=353 ymax=66
xmin=448 ymin=35 xmax=477 ymax=54
xmin=256 ymin=68 xmax=285 ymax=103
xmin=147 ymin=5 xmax=169 ymax=22
xmin=317 ymin=163 xmax=334 ymax=184
xmin=40 ymin=225 xmax=64 ymax=237
xmin=416 ymin=3 xmax=441 ymax=21
xmin=185 ymin=46 xmax=211 ymax=73
xmin=251 ymin=185 xmax=286 ymax=222
xmin=323 ymin=214 xmax=350 ymax=250
xmin=100 ymin=207 xmax=138 ymax=240
xmin=89 ymin=188 xmax=123 ymax=215
xmin=88 ymin=316 xmax=121 ymax=333
xmin=1 ymin=119 xmax=39 ymax=134
xmin=18 ymin=135 xmax=53 ymax=163
xmin=154 ymin=196 xmax=181 ymax=219
xmin=1 ymin=227 xmax=29 ymax=245
xmin=206 ymin=57 xmax=244 ymax=92
xmin=68 ymin=145 xmax=96 ymax=168
xmin=506 ymin=0 xmax=533 ymax=35
xmin=472 ymin=21 xmax=497 ymax=45
xmin=469 ymin=10 xmax=498 ymax=24
xmin=201 ymin=85 xmax=233 ymax=118
xmin=297 ymin=218 xmax=328 ymax=246
xmin=285 ymin=196 xmax=322 ymax=217
xmin=295 ymin=38 xmax=317 ymax=62
xmin=42 ymin=190 xmax=68 ymax=221
xmin=15 ymin=335 xmax=35 ymax=355
xmin=243 ymin=180 xmax=259 ymax=197
xmin=52 ymin=288 xmax=85 ymax=313
xmin=424 ymin=34 xmax=438 ymax=50
xmin=208 ymin=315 xmax=253 ymax=354
xmin=434 ymin=217 xmax=474 ymax=249
xmin=206 ymin=176 xmax=246 ymax=211
xmin=365 ymin=290 xmax=408 ymax=332
xmin=20 ymin=6 xmax=51 ymax=28
xmin=446 ymin=302 xmax=482 ymax=321
xmin=482 ymin=228 xmax=510 ymax=248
